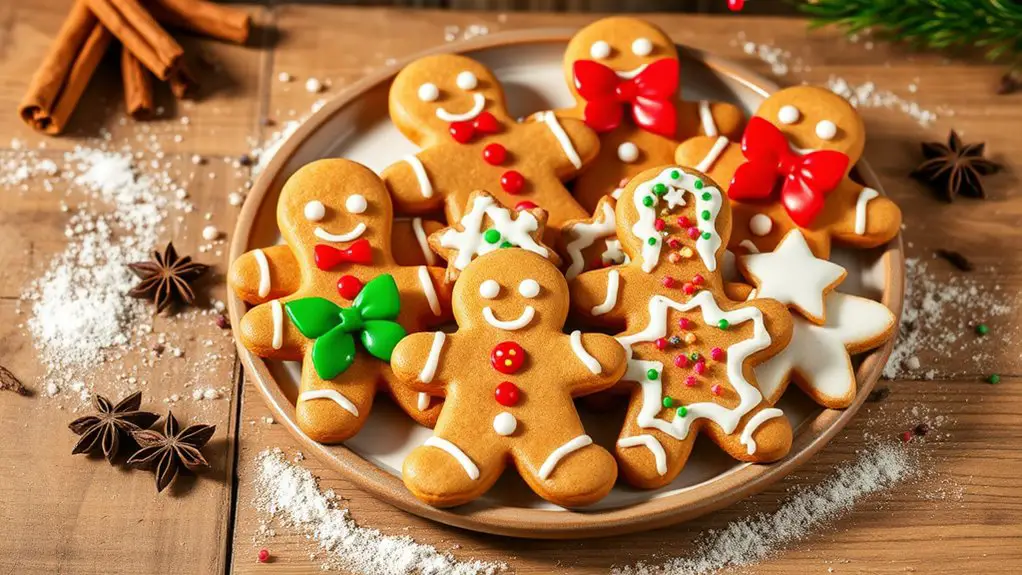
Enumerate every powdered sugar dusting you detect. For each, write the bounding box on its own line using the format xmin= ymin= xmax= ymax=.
xmin=253 ymin=449 xmax=506 ymax=575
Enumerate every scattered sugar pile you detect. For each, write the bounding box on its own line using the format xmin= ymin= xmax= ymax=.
xmin=613 ymin=443 xmax=916 ymax=575
xmin=253 ymin=449 xmax=506 ymax=575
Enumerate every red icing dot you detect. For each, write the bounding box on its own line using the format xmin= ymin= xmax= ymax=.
xmin=337 ymin=275 xmax=363 ymax=300
xmin=515 ymin=200 xmax=538 ymax=211
xmin=655 ymin=337 xmax=668 ymax=350
xmin=500 ymin=170 xmax=525 ymax=194
xmin=662 ymin=276 xmax=676 ymax=288
xmin=667 ymin=238 xmax=682 ymax=250
xmin=687 ymin=227 xmax=701 ymax=240
xmin=694 ymin=361 xmax=707 ymax=375
xmin=491 ymin=341 xmax=525 ymax=374
xmin=711 ymin=384 xmax=723 ymax=395
xmin=654 ymin=218 xmax=666 ymax=232
xmin=674 ymin=354 xmax=690 ymax=368
xmin=494 ymin=381 xmax=520 ymax=406
xmin=692 ymin=274 xmax=705 ymax=286
xmin=683 ymin=283 xmax=696 ymax=295
xmin=685 ymin=375 xmax=697 ymax=387
xmin=677 ymin=216 xmax=692 ymax=228
xmin=483 ymin=143 xmax=507 ymax=165
xmin=679 ymin=317 xmax=693 ymax=330
xmin=710 ymin=347 xmax=724 ymax=361
xmin=257 ymin=549 xmax=270 ymax=563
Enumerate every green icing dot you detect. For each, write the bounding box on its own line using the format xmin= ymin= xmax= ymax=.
xmin=694 ymin=179 xmax=704 ymax=190
xmin=662 ymin=396 xmax=674 ymax=408
xmin=701 ymin=192 xmax=712 ymax=201
xmin=500 ymin=241 xmax=513 ymax=248
xmin=647 ymin=368 xmax=659 ymax=380
xmin=669 ymin=170 xmax=680 ymax=180
xmin=689 ymin=352 xmax=700 ymax=361
xmin=647 ymin=237 xmax=658 ymax=246
xmin=642 ymin=195 xmax=655 ymax=207
xmin=483 ymin=229 xmax=501 ymax=244
xmin=676 ymin=406 xmax=688 ymax=418
xmin=652 ymin=183 xmax=667 ymax=196
xmin=701 ymin=210 xmax=711 ymax=221
xmin=718 ymin=319 xmax=730 ymax=330
xmin=702 ymin=232 xmax=712 ymax=240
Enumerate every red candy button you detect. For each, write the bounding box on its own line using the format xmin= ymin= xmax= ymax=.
xmin=500 ymin=170 xmax=525 ymax=195
xmin=337 ymin=275 xmax=363 ymax=300
xmin=483 ymin=143 xmax=506 ymax=165
xmin=515 ymin=200 xmax=538 ymax=211
xmin=494 ymin=381 xmax=520 ymax=406
xmin=491 ymin=341 xmax=525 ymax=374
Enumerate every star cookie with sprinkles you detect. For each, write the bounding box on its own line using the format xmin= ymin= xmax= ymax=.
xmin=674 ymin=85 xmax=902 ymax=258
xmin=228 ymin=159 xmax=452 ymax=442
xmin=381 ymin=53 xmax=599 ymax=244
xmin=570 ymin=165 xmax=793 ymax=488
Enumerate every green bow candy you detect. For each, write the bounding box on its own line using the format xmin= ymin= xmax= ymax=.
xmin=284 ymin=274 xmax=407 ymax=380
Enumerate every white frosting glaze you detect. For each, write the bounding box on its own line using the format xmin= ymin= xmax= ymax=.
xmin=815 ymin=119 xmax=837 ymax=140
xmin=601 ymin=239 xmax=626 ymax=266
xmin=479 ymin=279 xmax=500 ymax=299
xmin=591 ymin=269 xmax=620 ymax=316
xmin=410 ymin=217 xmax=436 ymax=265
xmin=314 ymin=222 xmax=366 ymax=243
xmin=749 ymin=213 xmax=773 ymax=236
xmin=403 ymin=155 xmax=432 ymax=199
xmin=617 ymin=142 xmax=639 ymax=163
xmin=563 ymin=200 xmax=616 ymax=280
xmin=589 ymin=40 xmax=611 ymax=59
xmin=695 ymin=136 xmax=730 ymax=174
xmin=456 ymin=70 xmax=477 ymax=91
xmin=617 ymin=434 xmax=667 ymax=475
xmin=617 ymin=291 xmax=771 ymax=440
xmin=299 ymin=389 xmax=359 ymax=417
xmin=631 ymin=37 xmax=653 ymax=56
xmin=518 ymin=279 xmax=539 ymax=299
xmin=777 ymin=104 xmax=800 ymax=125
xmin=615 ymin=63 xmax=649 ymax=80
xmin=417 ymin=392 xmax=430 ymax=411
xmin=417 ymin=265 xmax=441 ymax=316
xmin=569 ymin=330 xmax=602 ymax=375
xmin=345 ymin=194 xmax=367 ymax=214
xmin=440 ymin=194 xmax=549 ymax=270
xmin=855 ymin=187 xmax=880 ymax=235
xmin=270 ymin=299 xmax=283 ymax=350
xmin=303 ymin=200 xmax=325 ymax=222
xmin=419 ymin=332 xmax=446 ymax=383
xmin=738 ymin=239 xmax=760 ymax=253
xmin=253 ymin=248 xmax=271 ymax=298
xmin=492 ymin=412 xmax=517 ymax=436
xmin=424 ymin=436 xmax=479 ymax=480
xmin=538 ymin=435 xmax=592 ymax=480
xmin=698 ymin=101 xmax=718 ymax=137
xmin=436 ymin=93 xmax=485 ymax=122
xmin=540 ymin=111 xmax=582 ymax=169
xmin=417 ymin=82 xmax=439 ymax=102
xmin=739 ymin=408 xmax=785 ymax=455
xmin=482 ymin=306 xmax=535 ymax=331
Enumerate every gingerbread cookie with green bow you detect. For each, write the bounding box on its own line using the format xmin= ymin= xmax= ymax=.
xmin=569 ymin=165 xmax=793 ymax=489
xmin=229 ymin=159 xmax=452 ymax=442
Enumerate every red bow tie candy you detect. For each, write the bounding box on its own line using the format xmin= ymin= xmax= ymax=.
xmin=449 ymin=111 xmax=501 ymax=144
xmin=728 ymin=117 xmax=850 ymax=227
xmin=314 ymin=238 xmax=373 ymax=270
xmin=572 ymin=58 xmax=679 ymax=138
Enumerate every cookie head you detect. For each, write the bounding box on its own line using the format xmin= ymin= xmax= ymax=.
xmin=277 ymin=159 xmax=393 ymax=263
xmin=452 ymin=249 xmax=569 ymax=332
xmin=564 ymin=17 xmax=678 ymax=89
xmin=389 ymin=54 xmax=507 ymax=142
xmin=755 ymin=86 xmax=865 ymax=163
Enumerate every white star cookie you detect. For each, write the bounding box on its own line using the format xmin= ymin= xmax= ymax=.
xmin=738 ymin=230 xmax=846 ymax=324
xmin=754 ymin=290 xmax=896 ymax=408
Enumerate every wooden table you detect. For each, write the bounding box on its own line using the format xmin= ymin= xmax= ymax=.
xmin=1 ymin=3 xmax=1020 ymax=574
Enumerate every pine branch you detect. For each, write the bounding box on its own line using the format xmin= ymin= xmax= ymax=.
xmin=799 ymin=0 xmax=1022 ymax=66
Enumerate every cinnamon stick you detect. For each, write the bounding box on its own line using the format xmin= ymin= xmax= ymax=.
xmin=169 ymin=63 xmax=197 ymax=100
xmin=18 ymin=1 xmax=112 ymax=134
xmin=86 ymin=0 xmax=183 ymax=81
xmin=121 ymin=47 xmax=153 ymax=118
xmin=149 ymin=0 xmax=251 ymax=45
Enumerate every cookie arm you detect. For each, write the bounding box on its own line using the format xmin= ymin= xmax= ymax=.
xmin=743 ymin=297 xmax=793 ymax=366
xmin=569 ymin=265 xmax=629 ymax=329
xmin=390 ymin=330 xmax=453 ymax=393
xmin=229 ymin=245 xmax=300 ymax=304
xmin=677 ymin=100 xmax=746 ymax=141
xmin=533 ymin=113 xmax=600 ymax=177
xmin=380 ymin=151 xmax=444 ymax=214
xmin=237 ymin=298 xmax=307 ymax=361
xmin=828 ymin=181 xmax=903 ymax=249
xmin=565 ymin=332 xmax=628 ymax=396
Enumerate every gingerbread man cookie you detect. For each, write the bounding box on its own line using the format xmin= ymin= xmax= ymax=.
xmin=229 ymin=159 xmax=452 ymax=442
xmin=557 ymin=16 xmax=745 ymax=213
xmin=390 ymin=249 xmax=627 ymax=507
xmin=570 ymin=165 xmax=793 ymax=489
xmin=675 ymin=85 xmax=902 ymax=257
xmin=382 ymin=53 xmax=599 ymax=243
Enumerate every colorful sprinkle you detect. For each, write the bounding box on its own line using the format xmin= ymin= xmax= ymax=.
xmin=669 ymin=169 xmax=680 ymax=180
xmin=687 ymin=227 xmax=700 ymax=240
xmin=662 ymin=276 xmax=676 ymax=288
xmin=679 ymin=317 xmax=693 ymax=330
xmin=677 ymin=216 xmax=692 ymax=228
xmin=668 ymin=252 xmax=681 ymax=264
xmin=702 ymin=232 xmax=712 ymax=240
xmin=987 ymin=373 xmax=1001 ymax=384
xmin=483 ymin=229 xmax=501 ymax=244
xmin=694 ymin=361 xmax=707 ymax=375
xmin=680 ymin=247 xmax=694 ymax=258
xmin=655 ymin=337 xmax=668 ymax=350
xmin=515 ymin=200 xmax=538 ymax=211
xmin=669 ymin=335 xmax=682 ymax=345
xmin=642 ymin=195 xmax=654 ymax=207
xmin=717 ymin=319 xmax=730 ymax=330
xmin=683 ymin=332 xmax=697 ymax=344
xmin=676 ymin=406 xmax=688 ymax=417
xmin=674 ymin=354 xmax=689 ymax=368
xmin=710 ymin=347 xmax=724 ymax=361
xmin=662 ymin=396 xmax=674 ymax=408
xmin=654 ymin=218 xmax=666 ymax=232
xmin=976 ymin=323 xmax=990 ymax=335
xmin=646 ymin=368 xmax=659 ymax=380
xmin=500 ymin=241 xmax=513 ymax=248
xmin=685 ymin=375 xmax=697 ymax=387
xmin=693 ymin=179 xmax=704 ymax=190
xmin=701 ymin=192 xmax=712 ymax=201
xmin=689 ymin=352 xmax=701 ymax=362
xmin=652 ymin=183 xmax=668 ymax=196
xmin=647 ymin=237 xmax=658 ymax=246
xmin=667 ymin=238 xmax=682 ymax=249
xmin=900 ymin=430 xmax=913 ymax=443
xmin=683 ymin=283 xmax=696 ymax=295
xmin=700 ymin=210 xmax=711 ymax=221
xmin=258 ymin=549 xmax=270 ymax=563
xmin=692 ymin=274 xmax=704 ymax=286
xmin=500 ymin=170 xmax=525 ymax=194
xmin=711 ymin=384 xmax=723 ymax=396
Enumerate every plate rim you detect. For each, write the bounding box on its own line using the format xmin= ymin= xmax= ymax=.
xmin=228 ymin=28 xmax=906 ymax=539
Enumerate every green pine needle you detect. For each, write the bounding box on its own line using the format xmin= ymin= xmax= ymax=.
xmin=799 ymin=0 xmax=1022 ymax=66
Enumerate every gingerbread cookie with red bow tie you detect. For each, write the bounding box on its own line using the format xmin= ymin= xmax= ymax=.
xmin=381 ymin=53 xmax=599 ymax=244
xmin=569 ymin=165 xmax=793 ymax=489
xmin=675 ymin=85 xmax=902 ymax=257
xmin=229 ymin=159 xmax=452 ymax=442
xmin=556 ymin=16 xmax=746 ymax=214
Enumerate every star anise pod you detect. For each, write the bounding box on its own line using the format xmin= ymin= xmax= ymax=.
xmin=911 ymin=130 xmax=1000 ymax=201
xmin=69 ymin=391 xmax=159 ymax=463
xmin=128 ymin=411 xmax=216 ymax=493
xmin=128 ymin=242 xmax=210 ymax=313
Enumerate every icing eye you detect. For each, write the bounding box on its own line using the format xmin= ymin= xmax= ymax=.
xmin=304 ymin=200 xmax=325 ymax=222
xmin=479 ymin=279 xmax=500 ymax=299
xmin=456 ymin=71 xmax=478 ymax=91
xmin=777 ymin=105 xmax=800 ymax=125
xmin=631 ymin=37 xmax=653 ymax=57
xmin=518 ymin=279 xmax=540 ymax=299
xmin=345 ymin=194 xmax=367 ymax=214
xmin=749 ymin=213 xmax=773 ymax=236
xmin=589 ymin=40 xmax=611 ymax=59
xmin=815 ymin=120 xmax=838 ymax=140
xmin=417 ymin=83 xmax=439 ymax=102
xmin=617 ymin=142 xmax=639 ymax=163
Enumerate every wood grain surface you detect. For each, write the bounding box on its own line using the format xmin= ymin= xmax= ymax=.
xmin=0 ymin=3 xmax=1020 ymax=574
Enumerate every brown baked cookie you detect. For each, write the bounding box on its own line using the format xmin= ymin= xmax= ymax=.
xmin=390 ymin=249 xmax=627 ymax=508
xmin=381 ymin=53 xmax=599 ymax=243
xmin=557 ymin=16 xmax=745 ymax=213
xmin=228 ymin=159 xmax=451 ymax=441
xmin=559 ymin=196 xmax=628 ymax=281
xmin=675 ymin=85 xmax=902 ymax=258
xmin=569 ymin=165 xmax=793 ymax=489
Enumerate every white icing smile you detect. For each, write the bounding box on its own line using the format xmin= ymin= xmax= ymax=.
xmin=313 ymin=222 xmax=366 ymax=243
xmin=435 ymin=93 xmax=485 ymax=122
xmin=615 ymin=63 xmax=649 ymax=80
xmin=482 ymin=306 xmax=535 ymax=331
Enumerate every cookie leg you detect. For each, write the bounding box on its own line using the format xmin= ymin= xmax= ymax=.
xmin=295 ymin=356 xmax=379 ymax=444
xmin=381 ymin=368 xmax=444 ymax=428
xmin=705 ymin=404 xmax=793 ymax=463
xmin=517 ymin=433 xmax=617 ymax=507
xmin=402 ymin=432 xmax=504 ymax=507
xmin=615 ymin=424 xmax=698 ymax=489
